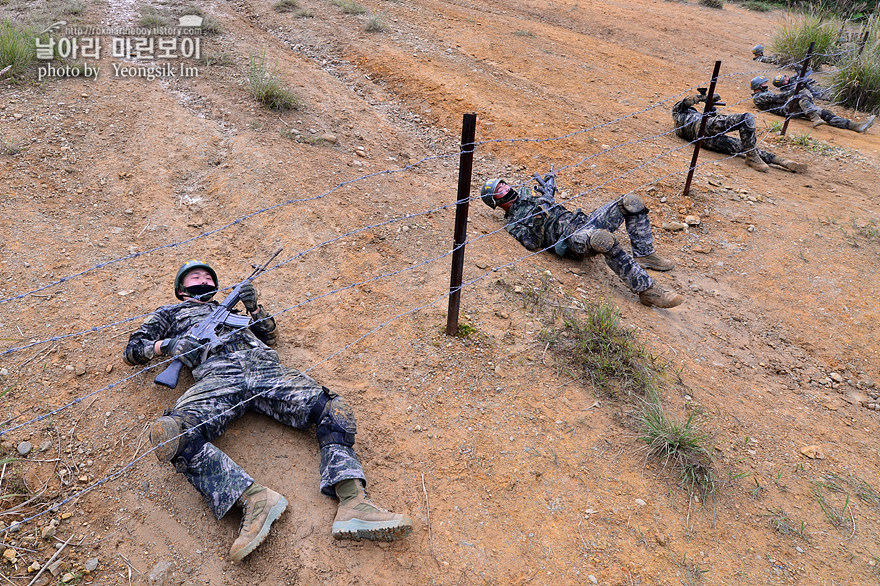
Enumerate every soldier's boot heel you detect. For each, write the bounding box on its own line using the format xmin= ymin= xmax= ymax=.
xmin=229 ymin=484 xmax=288 ymax=562
xmin=745 ymin=151 xmax=770 ymax=172
xmin=332 ymin=479 xmax=413 ymax=542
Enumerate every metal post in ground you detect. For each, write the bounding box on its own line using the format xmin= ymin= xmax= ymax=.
xmin=858 ymin=29 xmax=870 ymax=55
xmin=445 ymin=112 xmax=477 ymax=337
xmin=682 ymin=60 xmax=721 ymax=199
xmin=781 ymin=42 xmax=815 ymax=136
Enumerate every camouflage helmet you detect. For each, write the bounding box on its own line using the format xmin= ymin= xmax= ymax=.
xmin=772 ymin=74 xmax=789 ymax=88
xmin=752 ymin=44 xmax=764 ymax=55
xmin=480 ymin=179 xmax=518 ymax=209
xmin=174 ymin=260 xmax=218 ymax=300
xmin=750 ymin=75 xmax=769 ymax=91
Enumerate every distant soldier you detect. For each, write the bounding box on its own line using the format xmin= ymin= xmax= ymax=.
xmin=481 ymin=174 xmax=684 ymax=309
xmin=772 ymin=73 xmax=833 ymax=102
xmin=751 ymin=75 xmax=876 ymax=132
xmin=752 ymin=44 xmax=781 ymax=65
xmin=671 ymin=90 xmax=808 ymax=173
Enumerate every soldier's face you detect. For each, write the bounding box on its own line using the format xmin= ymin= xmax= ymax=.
xmin=182 ymin=268 xmax=215 ymax=288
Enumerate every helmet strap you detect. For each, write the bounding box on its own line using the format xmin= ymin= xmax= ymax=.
xmin=181 ymin=284 xmax=217 ymax=301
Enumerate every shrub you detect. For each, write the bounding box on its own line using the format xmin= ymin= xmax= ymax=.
xmin=700 ymin=0 xmax=724 ymax=8
xmin=365 ymin=13 xmax=387 ymax=32
xmin=742 ymin=0 xmax=773 ymax=11
xmin=139 ymin=7 xmax=170 ymax=29
xmin=829 ymin=39 xmax=880 ymax=113
xmin=274 ymin=0 xmax=299 ymax=11
xmin=772 ymin=13 xmax=843 ymax=69
xmin=246 ymin=51 xmax=301 ymax=111
xmin=0 ymin=20 xmax=37 ymax=77
xmin=332 ymin=0 xmax=367 ymax=15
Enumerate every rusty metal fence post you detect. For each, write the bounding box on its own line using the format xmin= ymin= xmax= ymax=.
xmin=446 ymin=113 xmax=477 ymax=337
xmin=781 ymin=42 xmax=815 ymax=137
xmin=682 ymin=60 xmax=722 ymax=199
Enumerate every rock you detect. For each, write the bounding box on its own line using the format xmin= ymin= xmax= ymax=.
xmin=707 ymin=179 xmax=722 ymax=187
xmin=17 ymin=441 xmax=32 ymax=456
xmin=48 ymin=560 xmax=63 ymax=576
xmin=829 ymin=372 xmax=844 ymax=383
xmin=495 ymin=311 xmax=509 ymax=319
xmin=319 ymin=133 xmax=337 ymax=144
xmin=105 ymin=364 xmax=113 ymax=374
xmin=475 ymin=261 xmax=488 ymax=269
xmin=661 ymin=222 xmax=686 ymax=232
xmin=747 ymin=225 xmax=756 ymax=232
xmin=41 ymin=523 xmax=57 ymax=539
xmin=0 ymin=368 xmax=7 ymax=377
xmin=684 ymin=215 xmax=701 ymax=226
xmin=148 ymin=561 xmax=176 ymax=586
xmin=634 ymin=498 xmax=646 ymax=506
xmin=800 ymin=445 xmax=825 ymax=460
xmin=84 ymin=558 xmax=99 ymax=572
xmin=74 ymin=363 xmax=86 ymax=376
xmin=588 ymin=575 xmax=598 ymax=584
xmin=61 ymin=572 xmax=75 ymax=583
xmin=39 ymin=440 xmax=52 ymax=452
xmin=355 ymin=149 xmax=366 ymax=158
xmin=2 ymin=548 xmax=16 ymax=563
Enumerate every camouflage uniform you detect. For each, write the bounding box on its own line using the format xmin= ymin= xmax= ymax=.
xmin=503 ymin=186 xmax=654 ymax=293
xmin=672 ymin=94 xmax=789 ymax=166
xmin=752 ymin=87 xmax=851 ymax=129
xmin=754 ymin=54 xmax=780 ymax=65
xmin=124 ymin=301 xmax=365 ymax=520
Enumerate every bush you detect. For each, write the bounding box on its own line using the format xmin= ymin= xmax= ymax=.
xmin=700 ymin=0 xmax=724 ymax=8
xmin=829 ymin=41 xmax=880 ymax=113
xmin=365 ymin=13 xmax=387 ymax=32
xmin=246 ymin=51 xmax=301 ymax=111
xmin=772 ymin=13 xmax=843 ymax=69
xmin=332 ymin=0 xmax=367 ymax=15
xmin=742 ymin=0 xmax=773 ymax=11
xmin=0 ymin=20 xmax=37 ymax=77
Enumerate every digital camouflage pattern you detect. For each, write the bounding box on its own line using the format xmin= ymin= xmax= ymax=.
xmin=672 ymin=94 xmax=791 ymax=166
xmin=752 ymin=87 xmax=852 ymax=129
xmin=503 ymin=186 xmax=654 ymax=292
xmin=125 ymin=301 xmax=365 ymax=519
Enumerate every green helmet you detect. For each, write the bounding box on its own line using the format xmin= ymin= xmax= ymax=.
xmin=480 ymin=178 xmax=518 ymax=209
xmin=752 ymin=44 xmax=764 ymax=56
xmin=772 ymin=74 xmax=789 ymax=88
xmin=750 ymin=75 xmax=769 ymax=91
xmin=174 ymin=260 xmax=218 ymax=300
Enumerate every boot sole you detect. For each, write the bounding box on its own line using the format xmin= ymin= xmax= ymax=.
xmin=637 ymin=261 xmax=674 ymax=272
xmin=331 ymin=517 xmax=414 ymax=542
xmin=229 ymin=496 xmax=288 ymax=562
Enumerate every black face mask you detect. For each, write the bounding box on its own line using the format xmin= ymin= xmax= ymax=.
xmin=183 ymin=284 xmax=217 ymax=301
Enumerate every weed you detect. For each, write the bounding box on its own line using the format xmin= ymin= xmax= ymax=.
xmin=512 ymin=30 xmax=535 ymax=37
xmin=138 ymin=7 xmax=170 ymax=29
xmin=811 ymin=482 xmax=852 ymax=529
xmin=454 ymin=323 xmax=477 ymax=338
xmin=674 ymin=553 xmax=709 ymax=585
xmin=199 ymin=15 xmax=222 ymax=34
xmin=561 ymin=301 xmax=658 ymax=397
xmin=767 ymin=120 xmax=784 ymax=133
xmin=0 ymin=19 xmax=38 ymax=77
xmin=743 ymin=0 xmax=773 ymax=11
xmin=639 ymin=399 xmax=715 ymax=495
xmin=764 ymin=507 xmax=809 ymax=540
xmin=849 ymin=475 xmax=880 ymax=507
xmin=63 ymin=0 xmax=84 ymax=15
xmin=772 ymin=13 xmax=843 ymax=69
xmin=246 ymin=51 xmax=301 ymax=111
xmin=829 ymin=37 xmax=880 ymax=114
xmin=199 ymin=52 xmax=235 ymax=67
xmin=332 ymin=0 xmax=367 ymax=14
xmin=1 ymin=135 xmax=23 ymax=155
xmin=365 ymin=13 xmax=387 ymax=32
xmin=699 ymin=0 xmax=724 ymax=8
xmin=274 ymin=0 xmax=300 ymax=11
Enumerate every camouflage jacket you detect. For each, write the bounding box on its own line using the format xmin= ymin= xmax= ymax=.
xmin=503 ymin=186 xmax=588 ymax=259
xmin=124 ymin=300 xmax=277 ymax=366
xmin=752 ymin=87 xmax=798 ymax=115
xmin=671 ymin=95 xmax=706 ymax=140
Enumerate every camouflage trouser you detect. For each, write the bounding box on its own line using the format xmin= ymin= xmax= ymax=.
xmin=165 ymin=347 xmax=365 ymax=519
xmin=789 ymin=95 xmax=851 ymax=129
xmin=568 ymin=198 xmax=654 ymax=293
xmin=702 ymin=113 xmax=757 ymax=154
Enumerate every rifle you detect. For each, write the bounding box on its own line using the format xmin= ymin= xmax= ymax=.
xmin=697 ymin=87 xmax=725 ymax=112
xmin=154 ymin=248 xmax=283 ymax=389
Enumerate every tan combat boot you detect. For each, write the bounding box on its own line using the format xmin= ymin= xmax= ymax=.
xmin=809 ymin=112 xmax=826 ymax=128
xmin=745 ymin=150 xmax=770 ymax=172
xmin=850 ymin=115 xmax=876 ymax=133
xmin=776 ymin=159 xmax=808 ymax=174
xmin=639 ymin=285 xmax=684 ymax=309
xmin=229 ymin=483 xmax=288 ymax=562
xmin=332 ymin=479 xmax=413 ymax=541
xmin=636 ymin=253 xmax=675 ymax=272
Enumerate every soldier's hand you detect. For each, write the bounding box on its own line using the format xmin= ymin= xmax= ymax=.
xmin=168 ymin=335 xmax=203 ymax=369
xmin=239 ymin=282 xmax=259 ymax=313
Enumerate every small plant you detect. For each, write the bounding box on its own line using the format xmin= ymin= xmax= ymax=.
xmin=829 ymin=40 xmax=880 ymax=114
xmin=454 ymin=323 xmax=477 ymax=338
xmin=2 ymin=135 xmax=23 ymax=155
xmin=246 ymin=51 xmax=301 ymax=111
xmin=274 ymin=0 xmax=300 ymax=11
xmin=0 ymin=19 xmax=38 ymax=77
xmin=811 ymin=482 xmax=852 ymax=529
xmin=199 ymin=15 xmax=222 ymax=34
xmin=674 ymin=553 xmax=710 ymax=585
xmin=639 ymin=399 xmax=715 ymax=495
xmin=365 ymin=13 xmax=387 ymax=32
xmin=139 ymin=7 xmax=170 ymax=29
xmin=699 ymin=0 xmax=723 ymax=8
xmin=764 ymin=508 xmax=809 ymax=540
xmin=767 ymin=120 xmax=784 ymax=133
xmin=790 ymin=132 xmax=812 ymax=146
xmin=63 ymin=0 xmax=84 ymax=15
xmin=743 ymin=0 xmax=773 ymax=11
xmin=512 ymin=30 xmax=535 ymax=37
xmin=199 ymin=52 xmax=235 ymax=67
xmin=332 ymin=0 xmax=367 ymax=14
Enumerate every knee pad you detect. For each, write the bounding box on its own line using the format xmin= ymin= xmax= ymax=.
xmin=310 ymin=389 xmax=357 ymax=448
xmin=588 ymin=230 xmax=615 ymax=253
xmin=620 ymin=194 xmax=645 ymax=215
xmin=743 ymin=114 xmax=756 ymax=131
xmin=149 ymin=414 xmax=205 ymax=464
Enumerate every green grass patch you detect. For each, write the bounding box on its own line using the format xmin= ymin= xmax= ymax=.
xmin=0 ymin=19 xmax=38 ymax=77
xmin=742 ymin=0 xmax=773 ymax=11
xmin=63 ymin=0 xmax=84 ymax=15
xmin=764 ymin=507 xmax=809 ymax=540
xmin=275 ymin=0 xmax=300 ymax=10
xmin=512 ymin=30 xmax=535 ymax=37
xmin=811 ymin=481 xmax=852 ymax=530
xmin=138 ymin=7 xmax=171 ymax=29
xmin=246 ymin=51 xmax=301 ymax=111
xmin=772 ymin=13 xmax=843 ymax=69
xmin=699 ymin=0 xmax=723 ymax=8
xmin=639 ymin=398 xmax=715 ymax=494
xmin=365 ymin=13 xmax=387 ymax=32
xmin=332 ymin=0 xmax=367 ymax=14
xmin=829 ymin=41 xmax=880 ymax=114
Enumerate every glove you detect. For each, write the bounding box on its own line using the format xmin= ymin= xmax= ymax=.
xmin=239 ymin=282 xmax=259 ymax=313
xmin=165 ymin=335 xmax=203 ymax=369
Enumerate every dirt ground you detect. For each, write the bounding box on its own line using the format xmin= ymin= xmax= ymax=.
xmin=1 ymin=0 xmax=880 ymax=583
